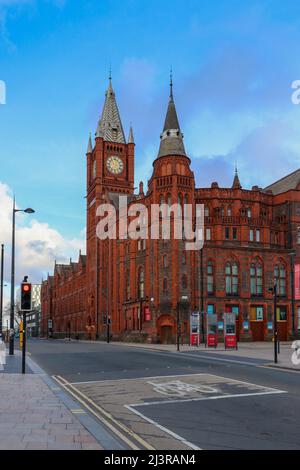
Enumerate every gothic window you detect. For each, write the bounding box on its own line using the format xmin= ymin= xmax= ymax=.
xmin=207 ymin=261 xmax=214 ymax=295
xmin=274 ymin=264 xmax=286 ymax=296
xmin=92 ymin=159 xmax=96 ymax=179
xmin=250 ymin=263 xmax=263 ymax=296
xmin=162 ymin=255 xmax=168 ymax=268
xmin=225 ymin=262 xmax=239 ymax=295
xmin=181 ymin=274 xmax=188 ymax=289
xmin=126 ymin=270 xmax=130 ymax=300
xmin=138 ymin=267 xmax=145 ymax=299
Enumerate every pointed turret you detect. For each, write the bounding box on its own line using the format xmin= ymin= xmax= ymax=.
xmin=95 ymin=76 xmax=126 ymax=143
xmin=86 ymin=133 xmax=93 ymax=154
xmin=157 ymin=74 xmax=187 ymax=158
xmin=232 ymin=166 xmax=242 ymax=189
xmin=128 ymin=124 xmax=134 ymax=144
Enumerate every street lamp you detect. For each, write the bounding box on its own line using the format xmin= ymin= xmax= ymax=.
xmin=9 ymin=199 xmax=35 ymax=355
xmin=269 ymin=278 xmax=278 ymax=364
xmin=177 ymin=295 xmax=188 ymax=352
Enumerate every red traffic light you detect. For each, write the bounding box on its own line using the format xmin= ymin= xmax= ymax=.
xmin=22 ymin=284 xmax=31 ymax=292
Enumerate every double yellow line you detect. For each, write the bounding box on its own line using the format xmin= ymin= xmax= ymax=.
xmin=52 ymin=375 xmax=155 ymax=451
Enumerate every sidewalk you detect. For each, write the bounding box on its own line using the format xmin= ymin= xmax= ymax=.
xmin=0 ymin=353 xmax=103 ymax=450
xmin=100 ymin=340 xmax=300 ymax=371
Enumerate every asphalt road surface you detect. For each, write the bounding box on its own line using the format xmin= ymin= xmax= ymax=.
xmin=27 ymin=338 xmax=300 ymax=450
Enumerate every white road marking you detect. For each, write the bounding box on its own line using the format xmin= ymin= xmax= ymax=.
xmin=129 ymin=389 xmax=287 ymax=408
xmin=125 ymin=404 xmax=201 ymax=451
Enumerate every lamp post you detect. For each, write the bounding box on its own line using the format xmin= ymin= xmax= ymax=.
xmin=177 ymin=295 xmax=188 ymax=352
xmin=269 ymin=279 xmax=278 ymax=364
xmin=9 ymin=199 xmax=35 ymax=355
xmin=289 ymin=251 xmax=296 ymax=337
xmin=0 ymin=244 xmax=4 ymax=339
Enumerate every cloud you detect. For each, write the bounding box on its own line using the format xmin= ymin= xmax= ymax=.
xmin=0 ymin=181 xmax=85 ymax=295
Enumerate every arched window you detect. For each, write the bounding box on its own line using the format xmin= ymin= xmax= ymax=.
xmin=163 ymin=278 xmax=168 ymax=293
xmin=181 ymin=274 xmax=188 ymax=289
xmin=167 ymin=193 xmax=171 ymax=216
xmin=250 ymin=263 xmax=263 ymax=296
xmin=274 ymin=264 xmax=286 ymax=296
xmin=138 ymin=267 xmax=145 ymax=299
xmin=162 ymin=255 xmax=168 ymax=268
xmin=92 ymin=160 xmax=96 ymax=179
xmin=126 ymin=270 xmax=130 ymax=300
xmin=178 ymin=193 xmax=183 ymax=217
xmin=225 ymin=262 xmax=238 ymax=295
xmin=207 ymin=261 xmax=214 ymax=295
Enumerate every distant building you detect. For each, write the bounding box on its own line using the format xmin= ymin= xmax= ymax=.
xmin=41 ymin=78 xmax=300 ymax=343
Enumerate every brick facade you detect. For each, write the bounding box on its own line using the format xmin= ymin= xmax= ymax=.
xmin=41 ymin=79 xmax=300 ymax=342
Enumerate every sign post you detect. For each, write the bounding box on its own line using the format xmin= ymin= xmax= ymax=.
xmin=190 ymin=311 xmax=200 ymax=346
xmin=224 ymin=313 xmax=238 ymax=350
xmin=206 ymin=314 xmax=218 ymax=348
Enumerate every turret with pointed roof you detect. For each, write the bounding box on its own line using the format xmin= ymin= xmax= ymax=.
xmin=232 ymin=166 xmax=242 ymax=189
xmin=157 ymin=75 xmax=187 ymax=159
xmin=128 ymin=125 xmax=134 ymax=144
xmin=95 ymin=76 xmax=126 ymax=143
xmin=86 ymin=133 xmax=93 ymax=154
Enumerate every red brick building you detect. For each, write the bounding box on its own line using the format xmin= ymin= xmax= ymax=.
xmin=41 ymin=78 xmax=300 ymax=342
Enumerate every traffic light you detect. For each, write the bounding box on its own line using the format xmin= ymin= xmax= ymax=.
xmin=21 ymin=282 xmax=32 ymax=311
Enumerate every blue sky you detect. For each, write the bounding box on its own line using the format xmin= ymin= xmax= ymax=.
xmin=1 ymin=0 xmax=300 ymax=288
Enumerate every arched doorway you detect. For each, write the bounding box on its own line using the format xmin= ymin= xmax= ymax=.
xmin=157 ymin=314 xmax=175 ymax=344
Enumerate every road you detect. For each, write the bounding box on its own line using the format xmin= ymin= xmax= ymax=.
xmin=27 ymin=338 xmax=300 ymax=450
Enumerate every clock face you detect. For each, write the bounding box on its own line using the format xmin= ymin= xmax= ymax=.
xmin=106 ymin=156 xmax=124 ymax=175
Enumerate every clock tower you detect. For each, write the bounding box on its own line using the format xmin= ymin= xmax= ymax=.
xmin=85 ymin=77 xmax=135 ymax=336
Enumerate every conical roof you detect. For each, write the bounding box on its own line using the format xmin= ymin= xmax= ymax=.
xmin=95 ymin=78 xmax=126 ymax=143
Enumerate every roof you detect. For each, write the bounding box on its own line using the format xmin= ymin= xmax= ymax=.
xmin=95 ymin=78 xmax=126 ymax=143
xmin=264 ymin=168 xmax=300 ymax=195
xmin=157 ymin=84 xmax=187 ymax=159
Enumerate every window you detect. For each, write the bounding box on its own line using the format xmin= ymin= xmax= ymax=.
xmin=250 ymin=306 xmax=264 ymax=321
xmin=138 ymin=267 xmax=145 ymax=299
xmin=276 ymin=306 xmax=287 ymax=321
xmin=274 ymin=264 xmax=286 ymax=296
xmin=297 ymin=228 xmax=300 ymax=244
xmin=249 ymin=229 xmax=254 ymax=242
xmin=207 ymin=261 xmax=214 ymax=295
xmin=163 ymin=278 xmax=168 ymax=293
xmin=221 ymin=207 xmax=225 ymax=217
xmin=182 ymin=252 xmax=187 ymax=265
xmin=207 ymin=304 xmax=215 ymax=315
xmin=298 ymin=307 xmax=300 ymax=330
xmin=206 ymin=228 xmax=211 ymax=241
xmin=181 ymin=274 xmax=188 ymax=289
xmin=204 ymin=206 xmax=210 ymax=217
xmin=228 ymin=206 xmax=232 ymax=217
xmin=163 ymin=255 xmax=168 ymax=268
xmin=178 ymin=194 xmax=183 ymax=217
xmin=225 ymin=227 xmax=230 ymax=240
xmin=225 ymin=262 xmax=239 ymax=295
xmin=250 ymin=263 xmax=263 ymax=296
xmin=256 ymin=229 xmax=260 ymax=242
xmin=247 ymin=208 xmax=252 ymax=218
xmin=126 ymin=270 xmax=130 ymax=300
xmin=233 ymin=228 xmax=237 ymax=240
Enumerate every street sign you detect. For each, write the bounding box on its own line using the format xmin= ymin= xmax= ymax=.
xmin=190 ymin=311 xmax=200 ymax=346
